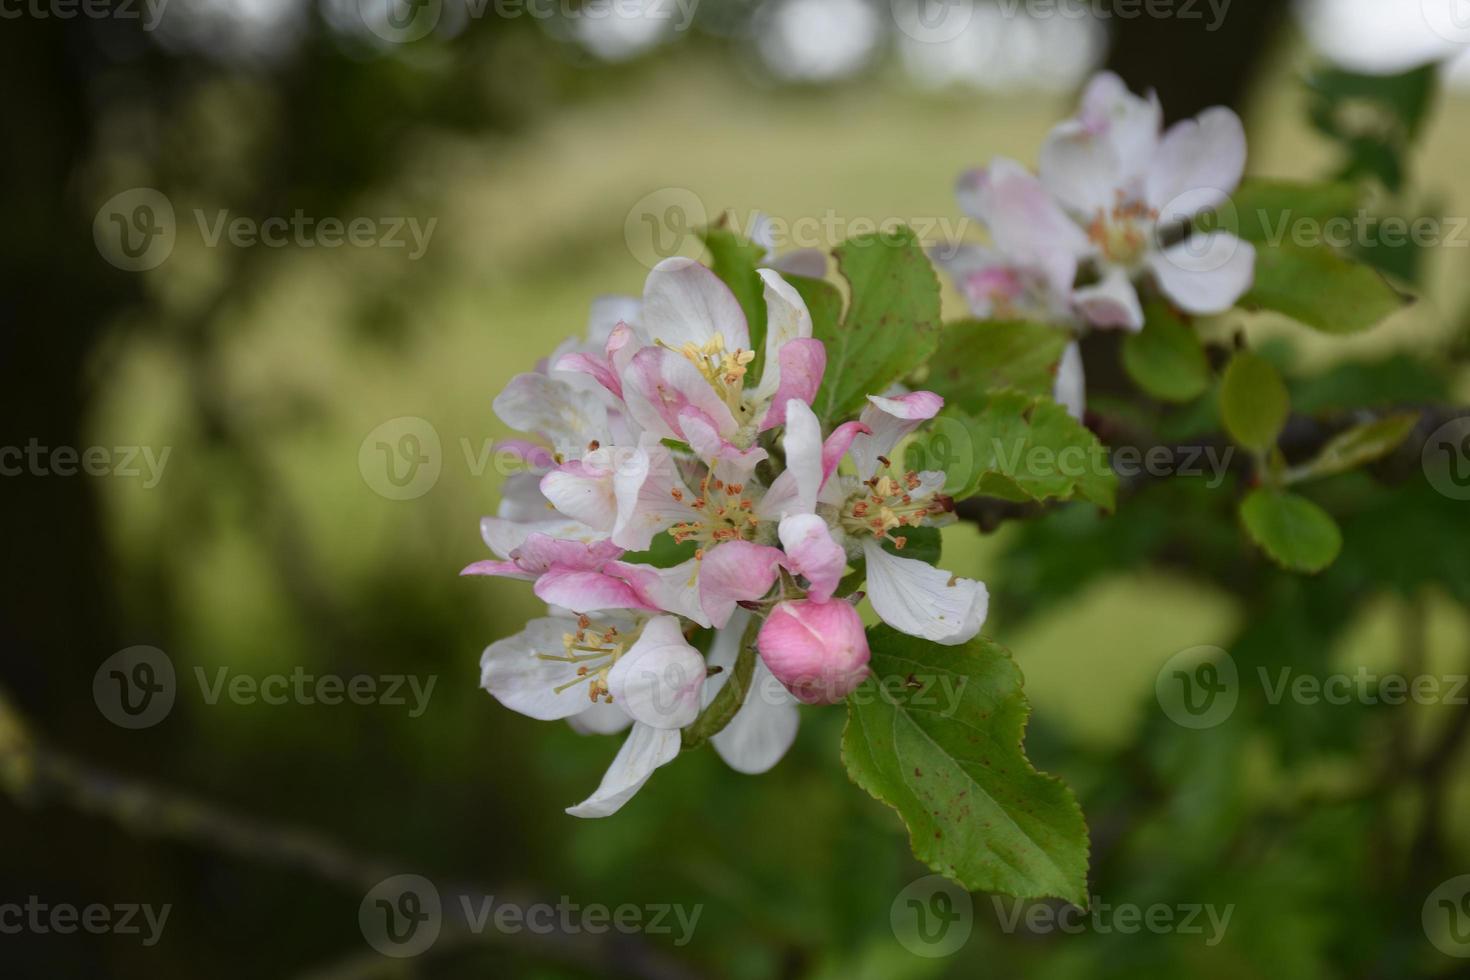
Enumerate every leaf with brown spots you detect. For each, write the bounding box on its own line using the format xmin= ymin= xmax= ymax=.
xmin=841 ymin=625 xmax=1089 ymax=905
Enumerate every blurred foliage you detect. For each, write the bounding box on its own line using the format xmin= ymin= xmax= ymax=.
xmin=3 ymin=5 xmax=1470 ymax=980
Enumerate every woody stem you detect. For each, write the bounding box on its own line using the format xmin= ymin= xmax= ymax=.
xmin=680 ymin=615 xmax=761 ymax=750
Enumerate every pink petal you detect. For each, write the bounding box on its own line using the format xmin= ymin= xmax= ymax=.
xmin=698 ymin=541 xmax=785 ymax=629
xmin=624 ymin=346 xmax=738 ymax=441
xmin=756 ymin=599 xmax=870 ymax=705
xmin=512 ymin=533 xmax=623 ymax=574
xmin=459 ymin=559 xmax=531 ymax=579
xmin=822 ymin=420 xmax=873 ymax=485
xmin=850 ymin=391 xmax=942 ymax=480
xmin=757 ymin=338 xmax=827 ymax=432
xmin=778 ymin=514 xmax=846 ymax=602
xmin=533 ymin=568 xmax=658 ymax=614
xmin=680 ymin=408 xmax=769 ymax=478
xmin=553 ymin=351 xmax=622 ymax=400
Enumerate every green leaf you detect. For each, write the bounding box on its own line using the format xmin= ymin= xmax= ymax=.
xmin=1220 ymin=351 xmax=1289 ymax=453
xmin=881 ymin=525 xmax=941 ymax=566
xmin=923 ymin=393 xmax=1116 ymax=510
xmin=815 ymin=227 xmax=941 ymax=422
xmin=700 ymin=223 xmax=769 ymax=367
xmin=618 ymin=531 xmax=697 ymax=569
xmin=784 ymin=273 xmax=843 ymax=341
xmin=1286 ymin=412 xmax=1420 ymax=484
xmin=1122 ymin=301 xmax=1211 ymax=402
xmin=1239 ymin=489 xmax=1343 ymax=573
xmin=842 ymin=625 xmax=1089 ymax=904
xmin=1243 ymin=242 xmax=1408 ymax=335
xmin=1308 ymin=64 xmax=1438 ymax=192
xmin=926 ymin=320 xmax=1069 ymax=410
xmin=1200 ymin=179 xmax=1358 ymax=244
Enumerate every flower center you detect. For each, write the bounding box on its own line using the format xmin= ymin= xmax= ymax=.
xmin=535 ymin=616 xmax=637 ymax=703
xmin=672 ymin=335 xmax=755 ymax=417
xmin=1088 ymin=198 xmax=1157 ymax=268
xmin=669 ymin=476 xmax=759 ymax=557
xmin=839 ymin=458 xmax=939 ymax=548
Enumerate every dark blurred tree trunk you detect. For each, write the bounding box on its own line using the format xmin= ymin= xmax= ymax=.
xmin=0 ymin=21 xmax=132 ymax=717
xmin=1102 ymin=0 xmax=1290 ymax=123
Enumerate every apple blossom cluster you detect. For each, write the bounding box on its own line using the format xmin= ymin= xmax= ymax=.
xmin=465 ymin=257 xmax=988 ymax=817
xmin=935 ymin=71 xmax=1257 ymax=420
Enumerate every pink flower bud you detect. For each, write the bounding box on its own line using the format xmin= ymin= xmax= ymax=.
xmin=757 ymin=599 xmax=870 ymax=705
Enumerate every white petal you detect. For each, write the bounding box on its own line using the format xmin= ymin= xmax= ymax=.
xmin=565 ymin=723 xmax=681 ymax=818
xmin=1053 ymin=340 xmax=1086 ymax=421
xmin=585 ymin=294 xmax=641 ymax=347
xmin=610 ymin=557 xmax=711 ymax=628
xmin=610 ymin=439 xmax=697 ymax=551
xmin=493 ymin=373 xmax=608 ymax=456
xmin=567 ymin=701 xmax=634 ymax=736
xmin=480 ymin=515 xmax=603 ymax=560
xmin=1072 ymin=267 xmax=1145 ymax=332
xmin=862 ymin=539 xmax=988 ymax=646
xmin=606 ymin=616 xmax=706 ymax=729
xmin=540 ymin=458 xmax=620 ymax=531
xmin=1145 ymin=107 xmax=1247 ymax=220
xmin=703 ymin=613 xmax=799 ymax=775
xmin=957 ymin=159 xmax=1089 ymax=298
xmin=783 ymin=399 xmax=824 ymax=515
xmin=640 ymin=257 xmax=750 ymax=352
xmin=850 ymin=391 xmax=944 ymax=481
xmin=751 ymin=268 xmax=814 ymax=401
xmin=1040 ymin=120 xmax=1127 ymax=217
xmin=1075 ymin=71 xmax=1163 ymax=187
xmin=1147 ymin=233 xmax=1256 ymax=315
xmin=481 ymin=617 xmax=595 ymax=721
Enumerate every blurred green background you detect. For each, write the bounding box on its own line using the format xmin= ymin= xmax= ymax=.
xmin=4 ymin=0 xmax=1470 ymax=976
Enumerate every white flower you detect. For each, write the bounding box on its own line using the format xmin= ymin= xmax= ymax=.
xmin=956 ymin=70 xmax=1256 ymax=333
